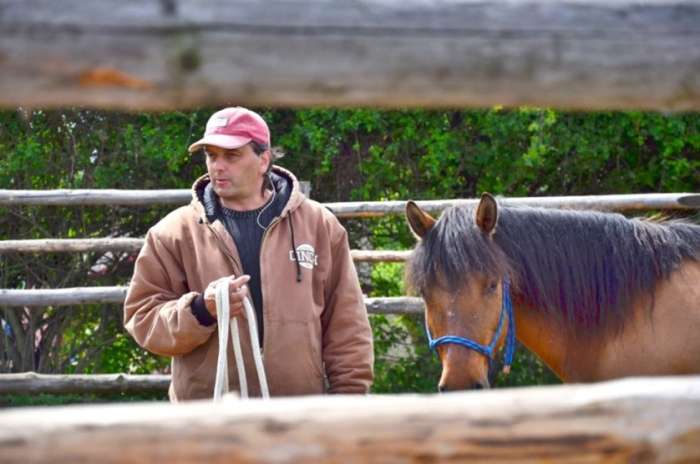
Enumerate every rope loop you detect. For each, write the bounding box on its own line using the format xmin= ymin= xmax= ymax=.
xmin=213 ymin=279 xmax=269 ymax=401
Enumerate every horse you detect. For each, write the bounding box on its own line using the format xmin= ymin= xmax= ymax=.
xmin=405 ymin=193 xmax=700 ymax=391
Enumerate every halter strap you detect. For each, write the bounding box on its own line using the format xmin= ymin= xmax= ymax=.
xmin=426 ymin=277 xmax=517 ymax=374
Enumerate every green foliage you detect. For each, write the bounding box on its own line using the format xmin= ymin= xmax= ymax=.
xmin=368 ymin=263 xmax=443 ymax=393
xmin=0 ymin=392 xmax=166 ymax=408
xmin=494 ymin=349 xmax=560 ymax=388
xmin=97 ymin=332 xmax=169 ymax=374
xmin=370 ymin=314 xmax=441 ymax=393
xmin=0 ymin=109 xmax=208 ymax=377
xmin=369 ymin=262 xmax=405 ymax=297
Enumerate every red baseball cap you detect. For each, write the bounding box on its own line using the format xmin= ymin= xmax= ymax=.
xmin=188 ymin=107 xmax=270 ymax=153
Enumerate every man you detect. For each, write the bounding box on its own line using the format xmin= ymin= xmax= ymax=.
xmin=124 ymin=107 xmax=374 ymax=401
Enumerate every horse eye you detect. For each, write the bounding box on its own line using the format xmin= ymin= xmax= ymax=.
xmin=486 ymin=281 xmax=498 ymax=295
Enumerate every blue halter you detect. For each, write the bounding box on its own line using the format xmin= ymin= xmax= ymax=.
xmin=425 ymin=277 xmax=517 ymax=374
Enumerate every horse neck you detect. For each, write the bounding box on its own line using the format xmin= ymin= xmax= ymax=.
xmin=512 ymin=298 xmax=603 ymax=382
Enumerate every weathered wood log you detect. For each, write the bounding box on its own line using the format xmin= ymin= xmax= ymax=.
xmin=0 ymin=189 xmax=189 ymax=206
xmin=325 ymin=193 xmax=700 ymax=218
xmin=0 ymin=182 xmax=311 ymax=206
xmin=350 ymin=249 xmax=411 ymax=263
xmin=2 ymin=0 xmax=700 ymax=111
xmin=0 ymin=239 xmax=412 ymax=263
xmin=1 ymin=376 xmax=699 ymax=463
xmin=0 ymin=238 xmax=144 ymax=253
xmin=1 ymin=190 xmax=698 ymax=214
xmin=0 ymin=372 xmax=170 ymax=395
xmin=0 ymin=287 xmax=128 ymax=306
xmin=365 ymin=296 xmax=423 ymax=315
xmin=0 ymin=288 xmax=424 ymax=313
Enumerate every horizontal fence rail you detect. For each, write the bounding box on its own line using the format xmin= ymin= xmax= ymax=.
xmin=0 ymin=238 xmax=144 ymax=254
xmin=0 ymin=189 xmax=188 ymax=206
xmin=0 ymin=372 xmax=170 ymax=395
xmin=1 ymin=191 xmax=698 ymax=215
xmin=0 ymin=287 xmax=425 ymax=313
xmin=2 ymin=0 xmax=700 ymax=111
xmin=327 ymin=193 xmax=700 ymax=218
xmin=1 ymin=376 xmax=699 ymax=463
xmin=0 ymin=240 xmax=411 ymax=262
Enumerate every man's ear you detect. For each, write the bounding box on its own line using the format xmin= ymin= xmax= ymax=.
xmin=405 ymin=201 xmax=436 ymax=239
xmin=260 ymin=150 xmax=272 ymax=175
xmin=475 ymin=192 xmax=498 ymax=235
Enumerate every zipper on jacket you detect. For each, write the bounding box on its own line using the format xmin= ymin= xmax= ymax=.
xmin=260 ymin=217 xmax=281 ymax=248
xmin=256 ymin=215 xmax=286 ymax=357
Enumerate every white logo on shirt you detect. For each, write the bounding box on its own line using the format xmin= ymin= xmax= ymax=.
xmin=289 ymin=244 xmax=318 ymax=270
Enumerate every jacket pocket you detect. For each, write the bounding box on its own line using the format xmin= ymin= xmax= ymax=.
xmin=173 ymin=337 xmax=217 ymax=400
xmin=264 ymin=319 xmax=324 ymax=395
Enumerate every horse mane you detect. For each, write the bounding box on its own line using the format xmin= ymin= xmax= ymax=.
xmin=407 ymin=203 xmax=700 ymax=333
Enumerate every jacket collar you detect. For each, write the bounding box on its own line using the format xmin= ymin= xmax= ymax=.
xmin=190 ymin=166 xmax=304 ymax=224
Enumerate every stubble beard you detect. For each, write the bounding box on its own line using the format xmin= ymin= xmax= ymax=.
xmin=214 ymin=183 xmax=242 ymax=203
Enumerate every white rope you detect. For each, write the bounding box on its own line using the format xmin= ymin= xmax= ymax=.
xmin=242 ymin=295 xmax=270 ymax=398
xmin=213 ymin=280 xmax=269 ymax=401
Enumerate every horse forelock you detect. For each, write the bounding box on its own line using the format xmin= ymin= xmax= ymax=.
xmin=407 ymin=205 xmax=511 ymax=295
xmin=408 ymin=203 xmax=700 ymax=335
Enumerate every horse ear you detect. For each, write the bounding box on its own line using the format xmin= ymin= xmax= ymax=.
xmin=475 ymin=192 xmax=498 ymax=235
xmin=405 ymin=200 xmax=436 ymax=239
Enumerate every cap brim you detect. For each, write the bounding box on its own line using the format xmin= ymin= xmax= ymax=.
xmin=187 ymin=134 xmax=253 ymax=153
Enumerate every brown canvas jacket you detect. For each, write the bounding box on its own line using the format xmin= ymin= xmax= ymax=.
xmin=124 ymin=166 xmax=373 ymax=401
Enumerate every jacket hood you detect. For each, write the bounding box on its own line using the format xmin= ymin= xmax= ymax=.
xmin=190 ymin=166 xmax=305 ymax=224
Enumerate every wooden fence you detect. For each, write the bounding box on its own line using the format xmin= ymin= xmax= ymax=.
xmin=2 ymin=192 xmax=698 ymax=308
xmin=2 ymin=1 xmax=700 ymax=461
xmin=2 ymin=0 xmax=700 ymax=111
xmin=0 ymin=372 xmax=170 ymax=395
xmin=1 ymin=190 xmax=697 ymax=393
xmin=1 ymin=376 xmax=699 ymax=463
xmin=2 ymin=190 xmax=699 ymax=212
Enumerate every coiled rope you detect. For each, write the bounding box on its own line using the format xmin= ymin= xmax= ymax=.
xmin=213 ymin=280 xmax=269 ymax=400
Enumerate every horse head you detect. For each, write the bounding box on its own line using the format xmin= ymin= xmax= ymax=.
xmin=406 ymin=193 xmax=515 ymax=392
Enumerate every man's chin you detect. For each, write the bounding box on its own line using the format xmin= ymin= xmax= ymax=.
xmin=213 ymin=184 xmax=232 ymax=195
xmin=214 ymin=188 xmax=241 ymax=202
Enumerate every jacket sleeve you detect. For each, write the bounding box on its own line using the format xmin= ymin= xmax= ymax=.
xmin=321 ymin=224 xmax=374 ymax=393
xmin=123 ymin=229 xmax=216 ymax=356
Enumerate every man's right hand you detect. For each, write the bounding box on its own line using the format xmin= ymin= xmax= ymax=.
xmin=203 ymin=274 xmax=251 ymax=320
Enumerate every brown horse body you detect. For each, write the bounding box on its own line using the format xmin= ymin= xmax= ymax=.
xmin=406 ymin=194 xmax=700 ymax=391
xmin=517 ymin=259 xmax=700 ymax=382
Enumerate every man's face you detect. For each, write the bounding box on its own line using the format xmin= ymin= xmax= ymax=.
xmin=204 ymin=144 xmax=269 ymax=207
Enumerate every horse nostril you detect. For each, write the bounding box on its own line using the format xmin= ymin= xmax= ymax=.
xmin=438 ymin=384 xmax=448 ymax=393
xmin=470 ymin=382 xmax=485 ymax=390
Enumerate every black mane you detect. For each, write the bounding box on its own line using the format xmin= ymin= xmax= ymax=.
xmin=408 ymin=204 xmax=700 ymax=331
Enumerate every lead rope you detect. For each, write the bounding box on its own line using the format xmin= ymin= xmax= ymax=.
xmin=213 ymin=280 xmax=269 ymax=401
